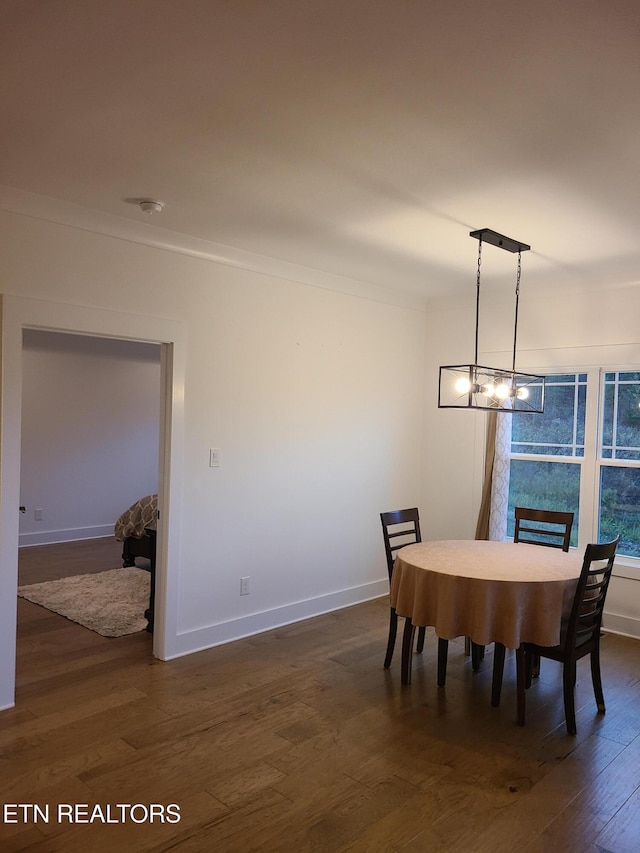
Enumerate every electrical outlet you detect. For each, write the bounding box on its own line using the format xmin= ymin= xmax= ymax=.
xmin=240 ymin=576 xmax=250 ymax=596
xmin=34 ymin=508 xmax=44 ymax=522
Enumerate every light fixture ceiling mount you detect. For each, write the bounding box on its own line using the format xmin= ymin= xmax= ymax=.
xmin=438 ymin=228 xmax=545 ymax=414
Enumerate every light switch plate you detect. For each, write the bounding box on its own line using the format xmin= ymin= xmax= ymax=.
xmin=209 ymin=448 xmax=221 ymax=467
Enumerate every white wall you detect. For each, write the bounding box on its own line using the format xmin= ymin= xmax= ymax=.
xmin=423 ymin=281 xmax=640 ymax=639
xmin=20 ymin=330 xmax=160 ymax=546
xmin=422 ymin=293 xmax=487 ymax=540
xmin=0 ymin=206 xmax=427 ymax=705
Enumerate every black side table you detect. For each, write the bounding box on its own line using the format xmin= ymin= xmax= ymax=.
xmin=143 ymin=526 xmax=157 ymax=632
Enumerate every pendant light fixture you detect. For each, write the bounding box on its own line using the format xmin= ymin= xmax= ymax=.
xmin=438 ymin=228 xmax=545 ymax=413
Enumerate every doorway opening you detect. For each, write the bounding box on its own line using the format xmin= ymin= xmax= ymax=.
xmin=0 ymin=295 xmax=185 ymax=710
xmin=18 ymin=330 xmax=161 ymax=645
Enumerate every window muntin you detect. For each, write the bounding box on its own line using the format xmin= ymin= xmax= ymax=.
xmin=511 ymin=374 xmax=586 ymax=457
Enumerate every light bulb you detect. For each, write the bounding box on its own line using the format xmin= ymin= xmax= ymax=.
xmin=455 ymin=377 xmax=471 ymax=394
xmin=495 ymin=383 xmax=511 ymax=399
xmin=516 ymin=387 xmax=529 ymax=400
xmin=482 ymin=383 xmax=496 ymax=397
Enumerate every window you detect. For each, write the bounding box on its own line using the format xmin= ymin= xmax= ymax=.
xmin=599 ymin=372 xmax=640 ymax=557
xmin=507 ymin=374 xmax=586 ymax=548
xmin=505 ymin=370 xmax=640 ymax=559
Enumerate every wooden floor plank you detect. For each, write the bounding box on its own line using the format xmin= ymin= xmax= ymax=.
xmin=593 ymin=784 xmax=640 ymax=853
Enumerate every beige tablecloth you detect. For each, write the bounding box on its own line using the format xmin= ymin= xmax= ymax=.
xmin=390 ymin=540 xmax=583 ymax=649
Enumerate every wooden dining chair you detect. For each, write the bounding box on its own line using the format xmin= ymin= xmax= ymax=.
xmin=516 ymin=536 xmax=619 ymax=733
xmin=514 ymin=506 xmax=575 ymax=550
xmin=380 ymin=508 xmax=426 ymax=668
xmin=491 ymin=507 xmax=574 ymax=707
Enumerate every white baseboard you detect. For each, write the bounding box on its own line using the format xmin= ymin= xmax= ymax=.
xmin=603 ymin=610 xmax=640 ymax=640
xmin=163 ymin=586 xmax=637 ymax=661
xmin=19 ymin=525 xmax=114 ymax=547
xmin=164 ymin=578 xmax=389 ymax=660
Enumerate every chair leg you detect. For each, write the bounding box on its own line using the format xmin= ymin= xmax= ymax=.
xmin=516 ymin=646 xmax=526 ymax=726
xmin=471 ymin=643 xmax=485 ymax=671
xmin=590 ymin=644 xmax=606 ymax=713
xmin=384 ymin=608 xmax=398 ymax=669
xmin=401 ymin=618 xmax=415 ymax=685
xmin=563 ymin=660 xmax=577 ymax=735
xmin=437 ymin=637 xmax=449 ymax=687
xmin=524 ymin=646 xmax=534 ymax=688
xmin=464 ymin=636 xmax=471 ymax=656
xmin=531 ymin=651 xmax=541 ymax=679
xmin=491 ymin=642 xmax=506 ymax=707
xmin=416 ymin=626 xmax=426 ymax=654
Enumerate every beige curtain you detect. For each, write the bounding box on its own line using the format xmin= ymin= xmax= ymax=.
xmin=475 ymin=411 xmax=498 ymax=540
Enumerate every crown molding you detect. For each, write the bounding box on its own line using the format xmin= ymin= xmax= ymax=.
xmin=0 ymin=185 xmax=428 ymax=312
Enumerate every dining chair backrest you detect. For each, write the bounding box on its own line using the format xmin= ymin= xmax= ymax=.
xmin=380 ymin=508 xmax=421 ymax=582
xmin=514 ymin=506 xmax=574 ymax=551
xmin=565 ymin=536 xmax=619 ymax=652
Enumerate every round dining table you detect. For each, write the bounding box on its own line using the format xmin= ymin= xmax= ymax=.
xmin=390 ymin=539 xmax=583 ymax=690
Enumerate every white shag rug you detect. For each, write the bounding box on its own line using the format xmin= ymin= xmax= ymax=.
xmin=18 ymin=567 xmax=150 ymax=637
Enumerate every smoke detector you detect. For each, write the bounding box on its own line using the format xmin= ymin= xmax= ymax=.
xmin=139 ymin=199 xmax=164 ymax=215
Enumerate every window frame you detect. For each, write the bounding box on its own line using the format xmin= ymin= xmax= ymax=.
xmin=505 ymin=366 xmax=640 ymax=581
xmin=594 ymin=370 xmax=640 ymax=570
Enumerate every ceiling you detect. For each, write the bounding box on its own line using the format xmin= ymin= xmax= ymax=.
xmin=2 ymin=0 xmax=640 ymax=299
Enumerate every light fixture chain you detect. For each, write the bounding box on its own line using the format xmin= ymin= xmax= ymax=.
xmin=512 ymin=248 xmax=522 ymax=373
xmin=474 ymin=237 xmax=482 ymax=365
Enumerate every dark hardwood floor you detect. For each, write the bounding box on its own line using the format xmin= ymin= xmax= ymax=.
xmin=18 ymin=536 xmax=148 ymax=585
xmin=3 ymin=538 xmax=640 ymax=851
